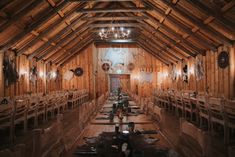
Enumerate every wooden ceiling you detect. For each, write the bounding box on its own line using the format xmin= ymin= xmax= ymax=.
xmin=0 ymin=0 xmax=234 ymax=66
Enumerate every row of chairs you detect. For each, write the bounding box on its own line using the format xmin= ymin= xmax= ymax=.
xmin=67 ymin=89 xmax=89 ymax=109
xmin=153 ymin=89 xmax=235 ymax=145
xmin=0 ymin=90 xmax=89 ymax=143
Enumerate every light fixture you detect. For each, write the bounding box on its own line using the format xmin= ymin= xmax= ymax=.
xmin=98 ymin=24 xmax=131 ymax=40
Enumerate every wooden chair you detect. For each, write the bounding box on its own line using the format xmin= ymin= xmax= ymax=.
xmin=27 ymin=97 xmax=38 ymax=128
xmin=224 ymin=99 xmax=235 ymax=144
xmin=208 ymin=97 xmax=225 ymax=133
xmin=197 ymin=96 xmax=210 ymax=130
xmin=175 ymin=92 xmax=184 ymax=117
xmin=14 ymin=99 xmax=28 ymax=132
xmin=183 ymin=96 xmax=194 ymax=121
xmin=0 ymin=97 xmax=14 ymax=142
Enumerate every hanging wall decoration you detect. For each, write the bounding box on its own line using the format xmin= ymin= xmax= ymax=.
xmin=182 ymin=64 xmax=188 ymax=83
xmin=169 ymin=64 xmax=177 ymax=81
xmin=127 ymin=63 xmax=135 ymax=71
xmin=74 ymin=67 xmax=83 ymax=77
xmin=29 ymin=66 xmax=37 ymax=84
xmin=218 ymin=51 xmax=229 ymax=69
xmin=3 ymin=51 xmax=19 ymax=86
xmin=102 ymin=63 xmax=110 ymax=72
xmin=64 ymin=70 xmax=74 ymax=81
xmin=194 ymin=57 xmax=204 ymax=81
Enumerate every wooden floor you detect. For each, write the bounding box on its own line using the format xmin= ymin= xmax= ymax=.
xmin=62 ymin=99 xmax=174 ymax=157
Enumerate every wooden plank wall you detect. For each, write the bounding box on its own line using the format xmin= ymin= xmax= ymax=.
xmin=0 ymin=53 xmax=51 ymax=97
xmin=96 ymin=44 xmax=160 ymax=97
xmin=61 ymin=44 xmax=95 ymax=98
xmin=158 ymin=45 xmax=235 ymax=99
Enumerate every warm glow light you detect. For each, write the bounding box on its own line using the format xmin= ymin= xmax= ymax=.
xmin=20 ymin=69 xmax=28 ymax=76
xmin=51 ymin=71 xmax=57 ymax=78
xmin=189 ymin=65 xmax=194 ymax=75
xmin=39 ymin=71 xmax=44 ymax=77
xmin=116 ymin=69 xmax=122 ymax=74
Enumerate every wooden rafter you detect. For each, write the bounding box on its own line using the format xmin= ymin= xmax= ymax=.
xmin=157 ymin=0 xmax=233 ymax=45
xmin=76 ymin=7 xmax=151 ymax=13
xmin=186 ymin=0 xmax=235 ymax=33
xmin=0 ymin=0 xmax=69 ymax=52
xmin=82 ymin=16 xmax=148 ymax=21
xmin=27 ymin=14 xmax=88 ymax=60
xmin=16 ymin=2 xmax=87 ymax=56
xmin=89 ymin=23 xmax=142 ymax=28
xmin=136 ymin=41 xmax=170 ymax=66
xmin=144 ymin=1 xmax=218 ymax=51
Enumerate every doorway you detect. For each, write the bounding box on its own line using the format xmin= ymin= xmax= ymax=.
xmin=109 ymin=74 xmax=130 ymax=93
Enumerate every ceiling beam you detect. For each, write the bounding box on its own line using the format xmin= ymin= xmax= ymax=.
xmin=144 ymin=1 xmax=217 ymax=52
xmin=16 ymin=2 xmax=87 ymax=56
xmin=157 ymin=0 xmax=232 ymax=45
xmin=0 ymin=0 xmax=68 ymax=53
xmin=0 ymin=0 xmax=43 ymax=33
xmin=27 ymin=14 xmax=88 ymax=60
xmin=186 ymin=0 xmax=235 ymax=33
xmin=70 ymin=0 xmax=136 ymax=1
xmin=59 ymin=40 xmax=94 ymax=67
xmin=136 ymin=41 xmax=170 ymax=66
xmin=76 ymin=7 xmax=151 ymax=13
xmin=55 ymin=35 xmax=94 ymax=65
xmin=138 ymin=20 xmax=198 ymax=56
xmin=94 ymin=39 xmax=136 ymax=44
xmin=138 ymin=38 xmax=178 ymax=64
xmin=82 ymin=16 xmax=148 ymax=21
xmin=89 ymin=23 xmax=141 ymax=28
xmin=37 ymin=23 xmax=91 ymax=61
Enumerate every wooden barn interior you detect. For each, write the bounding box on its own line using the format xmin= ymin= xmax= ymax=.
xmin=0 ymin=0 xmax=235 ymax=157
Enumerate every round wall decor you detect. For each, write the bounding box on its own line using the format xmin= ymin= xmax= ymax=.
xmin=218 ymin=51 xmax=229 ymax=69
xmin=127 ymin=63 xmax=135 ymax=71
xmin=74 ymin=67 xmax=83 ymax=76
xmin=102 ymin=63 xmax=110 ymax=71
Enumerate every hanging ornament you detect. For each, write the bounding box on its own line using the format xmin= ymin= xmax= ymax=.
xmin=194 ymin=57 xmax=204 ymax=81
xmin=218 ymin=51 xmax=229 ymax=69
xmin=102 ymin=63 xmax=110 ymax=71
xmin=182 ymin=64 xmax=188 ymax=83
xmin=169 ymin=64 xmax=177 ymax=81
xmin=29 ymin=66 xmax=37 ymax=84
xmin=64 ymin=70 xmax=74 ymax=80
xmin=74 ymin=67 xmax=83 ymax=76
xmin=127 ymin=63 xmax=135 ymax=71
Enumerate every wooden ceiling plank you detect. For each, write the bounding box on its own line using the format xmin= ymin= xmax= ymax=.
xmin=27 ymin=14 xmax=87 ymax=60
xmin=37 ymin=24 xmax=91 ymax=61
xmin=0 ymin=0 xmax=68 ymax=53
xmin=136 ymin=41 xmax=170 ymax=66
xmin=70 ymin=0 xmax=136 ymax=2
xmin=158 ymin=0 xmax=233 ymax=46
xmin=46 ymin=28 xmax=93 ymax=63
xmin=89 ymin=23 xmax=141 ymax=28
xmin=16 ymin=2 xmax=87 ymax=56
xmin=140 ymin=27 xmax=186 ymax=60
xmin=76 ymin=7 xmax=151 ymax=13
xmin=55 ymin=35 xmax=94 ymax=65
xmin=59 ymin=39 xmax=94 ymax=67
xmin=82 ymin=16 xmax=148 ymax=21
xmin=139 ymin=20 xmax=198 ymax=56
xmin=0 ymin=0 xmax=15 ymax=10
xmin=0 ymin=0 xmax=43 ymax=32
xmin=138 ymin=38 xmax=179 ymax=64
xmin=139 ymin=35 xmax=181 ymax=62
xmin=141 ymin=14 xmax=204 ymax=55
xmin=186 ymin=0 xmax=235 ymax=32
xmin=144 ymin=1 xmax=217 ymax=51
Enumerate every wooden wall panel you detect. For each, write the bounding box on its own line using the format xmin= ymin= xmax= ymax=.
xmin=61 ymin=44 xmax=94 ymax=98
xmin=158 ymin=44 xmax=235 ymax=99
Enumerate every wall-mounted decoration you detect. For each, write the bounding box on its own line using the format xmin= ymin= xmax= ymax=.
xmin=127 ymin=63 xmax=135 ymax=71
xmin=29 ymin=66 xmax=37 ymax=84
xmin=194 ymin=57 xmax=204 ymax=81
xmin=139 ymin=72 xmax=153 ymax=83
xmin=63 ymin=70 xmax=74 ymax=81
xmin=102 ymin=63 xmax=110 ymax=71
xmin=3 ymin=51 xmax=19 ymax=86
xmin=182 ymin=64 xmax=188 ymax=83
xmin=169 ymin=64 xmax=177 ymax=81
xmin=74 ymin=67 xmax=83 ymax=77
xmin=218 ymin=51 xmax=229 ymax=69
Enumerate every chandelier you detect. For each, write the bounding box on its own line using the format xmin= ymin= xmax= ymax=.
xmin=98 ymin=26 xmax=131 ymax=40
